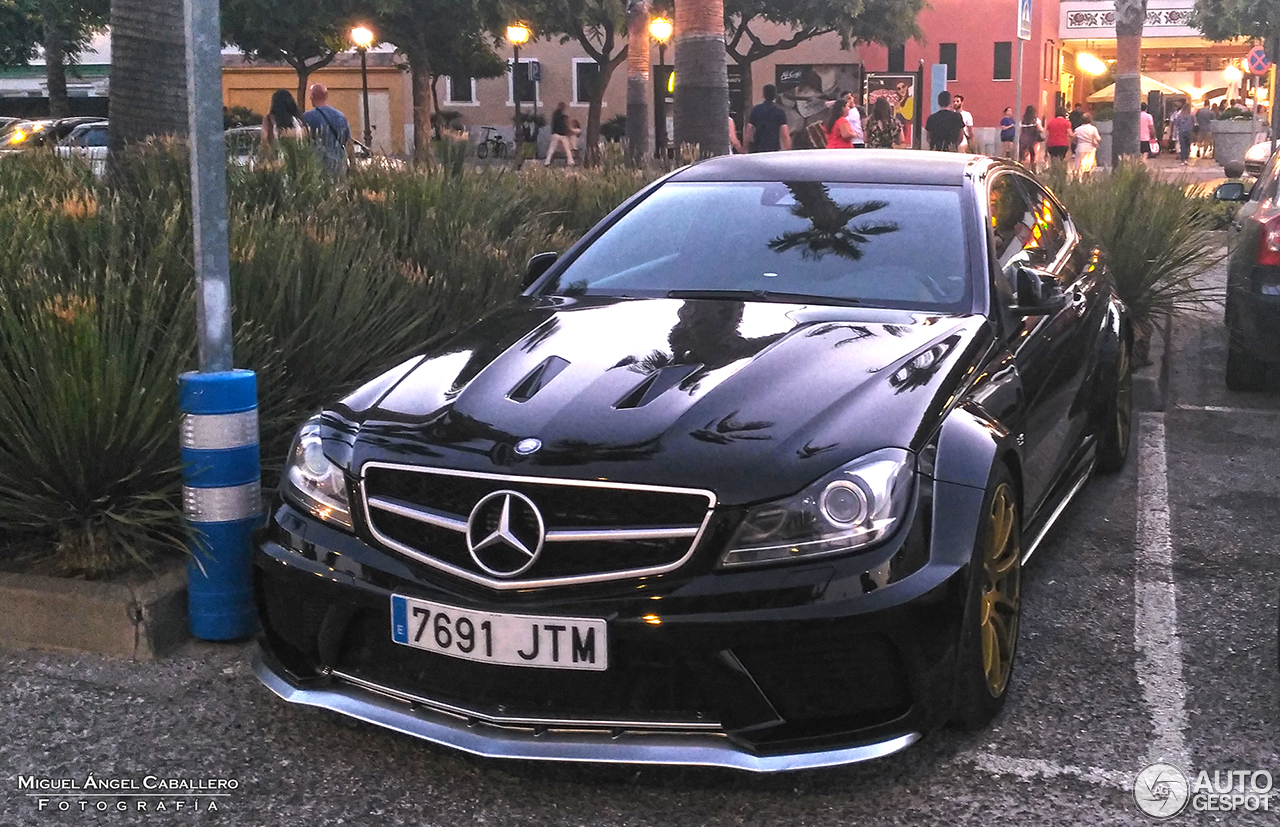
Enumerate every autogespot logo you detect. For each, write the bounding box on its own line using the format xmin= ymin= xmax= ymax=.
xmin=1134 ymin=763 xmax=1274 ymax=818
xmin=1135 ymin=763 xmax=1190 ymax=819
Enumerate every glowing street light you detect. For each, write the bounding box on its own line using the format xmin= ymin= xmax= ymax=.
xmin=649 ymin=17 xmax=673 ymax=155
xmin=1224 ymin=62 xmax=1244 ymax=83
xmin=351 ymin=26 xmax=375 ymax=147
xmin=507 ymin=23 xmax=532 ymax=151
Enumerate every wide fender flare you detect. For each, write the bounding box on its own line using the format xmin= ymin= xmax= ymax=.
xmin=926 ymin=402 xmax=1022 ymax=569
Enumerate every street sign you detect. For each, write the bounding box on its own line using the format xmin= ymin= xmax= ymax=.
xmin=529 ymin=60 xmax=542 ymax=82
xmin=1018 ymin=0 xmax=1032 ymax=41
xmin=1247 ymin=46 xmax=1270 ymax=75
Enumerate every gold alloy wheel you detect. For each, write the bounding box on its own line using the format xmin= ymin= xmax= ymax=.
xmin=1115 ymin=340 xmax=1133 ymax=451
xmin=980 ymin=483 xmax=1021 ymax=698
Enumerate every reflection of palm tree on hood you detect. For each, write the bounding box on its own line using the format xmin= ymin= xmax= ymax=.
xmin=768 ymin=182 xmax=899 ymax=262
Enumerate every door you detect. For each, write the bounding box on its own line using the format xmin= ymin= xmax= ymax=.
xmin=360 ymin=90 xmax=392 ymax=154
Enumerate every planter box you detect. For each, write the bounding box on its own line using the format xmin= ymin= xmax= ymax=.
xmin=1211 ymin=119 xmax=1259 ymax=169
xmin=0 ymin=558 xmax=188 ymax=659
xmin=1096 ymin=120 xmax=1113 ymax=168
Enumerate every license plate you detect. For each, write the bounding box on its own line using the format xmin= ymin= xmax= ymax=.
xmin=390 ymin=595 xmax=608 ymax=671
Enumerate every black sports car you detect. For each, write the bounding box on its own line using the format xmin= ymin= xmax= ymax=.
xmin=254 ymin=151 xmax=1132 ymax=772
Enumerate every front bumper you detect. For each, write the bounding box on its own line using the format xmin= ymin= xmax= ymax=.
xmin=253 ymin=475 xmax=986 ymax=771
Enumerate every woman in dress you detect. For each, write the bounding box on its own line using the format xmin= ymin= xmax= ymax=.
xmin=1073 ymin=113 xmax=1102 ymax=173
xmin=1019 ymin=105 xmax=1043 ymax=167
xmin=865 ymin=97 xmax=900 ymax=149
xmin=824 ymin=97 xmax=855 ymax=149
xmin=261 ymin=89 xmax=307 ymax=150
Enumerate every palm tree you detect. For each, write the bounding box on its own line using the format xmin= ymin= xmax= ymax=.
xmin=1111 ymin=0 xmax=1147 ymax=166
xmin=625 ymin=0 xmax=651 ymax=164
xmin=672 ymin=0 xmax=729 ymax=155
xmin=107 ymin=0 xmax=187 ymax=153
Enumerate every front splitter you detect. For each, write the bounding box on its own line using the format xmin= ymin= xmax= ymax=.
xmin=253 ymin=652 xmax=920 ymax=773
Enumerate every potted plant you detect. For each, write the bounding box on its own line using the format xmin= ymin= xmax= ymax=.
xmin=1210 ymin=108 xmax=1260 ymax=168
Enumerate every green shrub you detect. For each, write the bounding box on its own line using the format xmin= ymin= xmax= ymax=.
xmin=1042 ymin=160 xmax=1220 ymax=337
xmin=0 ymin=143 xmax=659 ymax=577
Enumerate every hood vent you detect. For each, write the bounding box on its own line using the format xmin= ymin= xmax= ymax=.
xmin=615 ymin=364 xmax=703 ymax=410
xmin=507 ymin=356 xmax=570 ymax=403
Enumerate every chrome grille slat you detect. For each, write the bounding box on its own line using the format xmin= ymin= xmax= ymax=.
xmin=360 ymin=462 xmax=717 ymax=589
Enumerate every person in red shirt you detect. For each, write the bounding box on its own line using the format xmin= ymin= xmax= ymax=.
xmin=1044 ymin=107 xmax=1073 ymax=161
xmin=824 ymin=97 xmax=856 ymax=148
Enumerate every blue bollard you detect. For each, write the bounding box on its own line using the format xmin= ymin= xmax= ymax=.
xmin=178 ymin=369 xmax=262 ymax=640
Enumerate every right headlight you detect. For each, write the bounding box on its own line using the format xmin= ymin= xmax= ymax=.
xmin=281 ymin=415 xmax=353 ymax=529
xmin=718 ymin=448 xmax=915 ymax=568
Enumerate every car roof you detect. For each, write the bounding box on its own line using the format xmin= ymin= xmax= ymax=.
xmin=670 ymin=149 xmax=988 ymax=186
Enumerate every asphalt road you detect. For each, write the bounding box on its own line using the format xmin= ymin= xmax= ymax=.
xmin=3 ymin=252 xmax=1278 ymax=826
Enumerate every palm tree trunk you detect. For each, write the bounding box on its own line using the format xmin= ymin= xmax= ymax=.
xmin=41 ymin=0 xmax=68 ymax=118
xmin=1111 ymin=0 xmax=1146 ymax=167
xmin=625 ymin=0 xmax=651 ymax=165
xmin=108 ymin=0 xmax=188 ymax=153
xmin=673 ymin=0 xmax=729 ymax=156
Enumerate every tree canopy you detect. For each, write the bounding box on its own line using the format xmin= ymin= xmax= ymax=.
xmin=222 ymin=0 xmax=356 ymax=103
xmin=1192 ymin=0 xmax=1278 ymax=42
xmin=0 ymin=0 xmax=44 ymax=68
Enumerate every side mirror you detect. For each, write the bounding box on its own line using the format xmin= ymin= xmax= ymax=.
xmin=522 ymin=251 xmax=559 ymax=289
xmin=1011 ymin=266 xmax=1069 ymax=316
xmin=1213 ymin=181 xmax=1249 ymax=202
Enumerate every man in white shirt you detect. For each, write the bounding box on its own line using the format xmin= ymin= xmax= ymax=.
xmin=843 ymin=92 xmax=866 ymax=147
xmin=1139 ymin=102 xmax=1156 ymax=157
xmin=951 ymin=95 xmax=975 ymax=152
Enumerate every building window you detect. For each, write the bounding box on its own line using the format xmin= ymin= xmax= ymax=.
xmin=1043 ymin=41 xmax=1058 ymax=82
xmin=940 ymin=43 xmax=957 ymax=81
xmin=572 ymin=58 xmax=600 ymax=105
xmin=993 ymin=42 xmax=1012 ymax=80
xmin=888 ymin=44 xmax=905 ymax=73
xmin=508 ymin=58 xmax=540 ymax=106
xmin=445 ymin=75 xmax=476 ymax=105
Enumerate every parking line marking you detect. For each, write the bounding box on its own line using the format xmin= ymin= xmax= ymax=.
xmin=968 ymin=752 xmax=1132 ymax=790
xmin=1173 ymin=404 xmax=1280 ymax=415
xmin=1134 ymin=414 xmax=1190 ymax=768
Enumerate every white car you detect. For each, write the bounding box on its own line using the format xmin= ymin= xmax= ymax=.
xmin=56 ymin=121 xmax=109 ymax=176
xmin=1244 ymin=139 xmax=1276 ymax=178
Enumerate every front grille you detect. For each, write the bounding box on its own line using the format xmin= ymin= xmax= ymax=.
xmin=361 ymin=464 xmax=716 ymax=588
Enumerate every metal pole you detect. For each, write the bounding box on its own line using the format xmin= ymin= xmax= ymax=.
xmin=182 ymin=0 xmax=261 ymax=641
xmin=360 ymin=46 xmax=372 ymax=148
xmin=513 ymin=45 xmax=523 ymax=151
xmin=655 ymin=43 xmax=666 ymax=156
xmin=1015 ymin=39 xmax=1024 ymax=164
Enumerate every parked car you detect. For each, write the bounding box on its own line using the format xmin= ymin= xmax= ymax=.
xmin=1214 ymin=143 xmax=1280 ymax=389
xmin=1244 ymin=139 xmax=1276 ymax=179
xmin=56 ymin=120 xmax=109 ymax=176
xmin=1 ymin=117 xmax=102 ymax=152
xmin=253 ymin=151 xmax=1133 ymax=772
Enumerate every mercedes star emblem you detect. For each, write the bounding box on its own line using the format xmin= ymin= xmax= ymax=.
xmin=465 ymin=490 xmax=546 ymax=578
xmin=514 ymin=438 xmax=542 ymax=456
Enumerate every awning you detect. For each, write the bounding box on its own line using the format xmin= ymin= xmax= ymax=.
xmin=1086 ymin=75 xmax=1192 ymax=102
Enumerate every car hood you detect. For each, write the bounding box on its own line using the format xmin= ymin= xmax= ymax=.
xmin=330 ymin=297 xmax=991 ymax=506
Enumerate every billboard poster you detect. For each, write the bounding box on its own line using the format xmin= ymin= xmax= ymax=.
xmin=774 ymin=64 xmax=862 ymax=141
xmin=864 ymin=72 xmax=917 ymax=146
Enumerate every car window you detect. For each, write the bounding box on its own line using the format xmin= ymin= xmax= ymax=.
xmin=1252 ymin=151 xmax=1280 ymax=203
xmin=541 ymin=181 xmax=972 ymax=312
xmin=84 ymin=127 xmax=107 ymax=148
xmin=988 ymin=174 xmax=1040 ymax=288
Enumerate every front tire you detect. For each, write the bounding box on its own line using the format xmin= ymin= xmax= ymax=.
xmin=476 ymin=142 xmax=490 ymax=160
xmin=952 ymin=468 xmax=1022 ymax=730
xmin=1097 ymin=336 xmax=1133 ymax=473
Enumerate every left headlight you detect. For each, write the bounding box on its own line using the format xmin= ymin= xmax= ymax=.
xmin=718 ymin=448 xmax=915 ymax=568
xmin=281 ymin=415 xmax=353 ymax=529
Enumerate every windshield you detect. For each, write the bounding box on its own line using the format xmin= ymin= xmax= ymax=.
xmin=540 ymin=181 xmax=972 ymax=312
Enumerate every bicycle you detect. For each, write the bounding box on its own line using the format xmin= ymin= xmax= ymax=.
xmin=475 ymin=126 xmax=511 ymax=160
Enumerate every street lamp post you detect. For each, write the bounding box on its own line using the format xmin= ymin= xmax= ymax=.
xmin=351 ymin=26 xmax=374 ymax=148
xmin=507 ymin=24 xmax=532 ymax=152
xmin=649 ymin=17 xmax=672 ymax=156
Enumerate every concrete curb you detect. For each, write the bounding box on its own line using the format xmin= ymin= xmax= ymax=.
xmin=0 ymin=559 xmax=188 ymax=659
xmin=1134 ymin=315 xmax=1172 ymax=412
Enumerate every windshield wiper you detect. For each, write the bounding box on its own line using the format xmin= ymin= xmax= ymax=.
xmin=665 ymin=289 xmax=861 ymax=306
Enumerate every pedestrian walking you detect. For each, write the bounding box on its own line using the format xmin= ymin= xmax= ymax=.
xmin=1019 ymin=105 xmax=1043 ymax=167
xmin=952 ymin=94 xmax=974 ymax=152
xmin=824 ymin=97 xmax=856 ymax=148
xmin=261 ymin=89 xmax=307 ymax=151
xmin=843 ymin=92 xmax=866 ymax=147
xmin=546 ymin=102 xmax=575 ymax=166
xmin=728 ymin=116 xmax=743 ymax=153
xmin=1194 ymin=103 xmax=1213 ymax=158
xmin=925 ymin=91 xmax=966 ymax=152
xmin=745 ymin=84 xmax=791 ymax=152
xmin=865 ymin=97 xmax=900 ymax=148
xmin=1172 ymin=101 xmax=1194 ymax=164
xmin=1139 ymin=102 xmax=1157 ymax=158
xmin=302 ymin=83 xmax=352 ymax=176
xmin=1045 ymin=107 xmax=1073 ymax=162
xmin=1068 ymin=102 xmax=1085 ymax=132
xmin=1073 ymin=113 xmax=1102 ymax=173
xmin=999 ymin=107 xmax=1016 ymax=158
